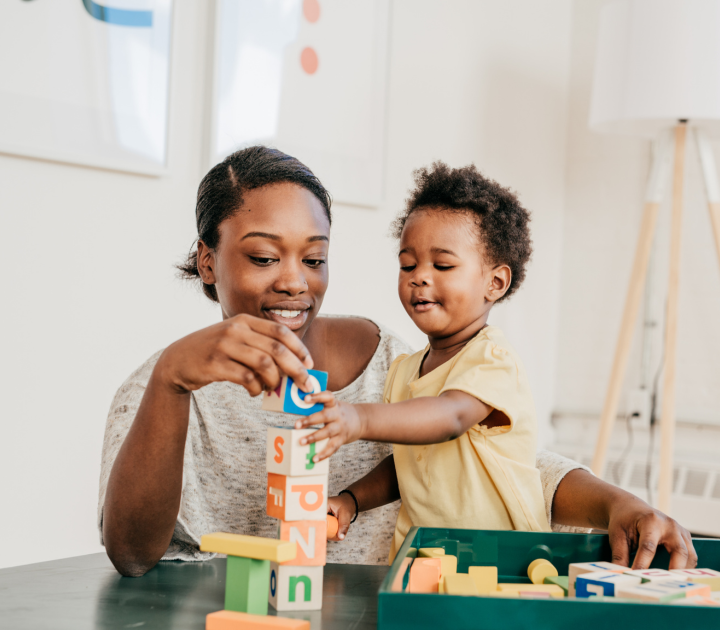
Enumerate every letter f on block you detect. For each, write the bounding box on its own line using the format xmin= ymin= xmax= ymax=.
xmin=269 ymin=487 xmax=284 ymax=507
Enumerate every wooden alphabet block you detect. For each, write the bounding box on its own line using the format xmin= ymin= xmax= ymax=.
xmin=443 ymin=574 xmax=479 ymax=596
xmin=278 ymin=520 xmax=327 ymax=566
xmin=528 ymin=559 xmax=558 ymax=585
xmin=670 ymin=568 xmax=720 ymax=591
xmin=225 ymin=556 xmax=270 ymax=615
xmin=625 ymin=568 xmax=676 ymax=583
xmin=543 ymin=575 xmax=568 ymax=595
xmin=575 ymin=571 xmax=641 ymax=598
xmin=206 ymin=610 xmax=310 ymax=630
xmin=617 ymin=580 xmax=709 ymax=602
xmin=262 ymin=371 xmax=328 ymax=416
xmin=200 ymin=533 xmax=297 ymax=563
xmin=408 ymin=558 xmax=442 ymax=593
xmin=266 ymin=473 xmax=328 ymax=522
xmin=269 ymin=563 xmax=323 ymax=611
xmin=468 ymin=566 xmax=498 ymax=594
xmin=669 ymin=595 xmax=720 ymax=606
xmin=418 ymin=548 xmax=445 ymax=558
xmin=266 ymin=427 xmax=329 ymax=477
xmin=568 ymin=561 xmax=629 ymax=596
xmin=497 ymin=584 xmax=564 ymax=598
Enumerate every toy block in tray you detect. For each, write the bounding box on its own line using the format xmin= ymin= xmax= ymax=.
xmin=378 ymin=527 xmax=720 ymax=630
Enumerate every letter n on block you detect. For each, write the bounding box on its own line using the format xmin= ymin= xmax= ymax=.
xmin=269 ymin=563 xmax=323 ymax=611
xmin=279 ymin=520 xmax=327 ymax=566
xmin=267 ymin=473 xmax=327 ymax=521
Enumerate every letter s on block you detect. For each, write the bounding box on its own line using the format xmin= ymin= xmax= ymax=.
xmin=291 ymin=484 xmax=324 ymax=511
xmin=274 ymin=436 xmax=284 ymax=463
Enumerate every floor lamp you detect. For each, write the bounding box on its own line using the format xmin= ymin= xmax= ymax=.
xmin=588 ymin=0 xmax=720 ymax=515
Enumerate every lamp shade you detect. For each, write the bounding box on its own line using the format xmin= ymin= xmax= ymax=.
xmin=590 ymin=0 xmax=720 ymax=137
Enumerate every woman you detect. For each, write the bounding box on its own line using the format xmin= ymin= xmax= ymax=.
xmin=100 ymin=147 xmax=696 ymax=577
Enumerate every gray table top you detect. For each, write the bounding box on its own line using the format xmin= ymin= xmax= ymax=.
xmin=0 ymin=553 xmax=386 ymax=629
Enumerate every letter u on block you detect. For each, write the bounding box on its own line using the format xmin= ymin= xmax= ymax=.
xmin=279 ymin=520 xmax=327 ymax=566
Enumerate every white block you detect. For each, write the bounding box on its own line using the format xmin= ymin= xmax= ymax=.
xmin=575 ymin=571 xmax=641 ymax=598
xmin=617 ymin=580 xmax=706 ymax=602
xmin=625 ymin=568 xmax=676 ymax=583
xmin=266 ymin=473 xmax=328 ymax=522
xmin=267 ymin=427 xmax=329 ymax=477
xmin=568 ymin=561 xmax=629 ymax=596
xmin=670 ymin=568 xmax=720 ymax=590
xmin=269 ymin=563 xmax=323 ymax=611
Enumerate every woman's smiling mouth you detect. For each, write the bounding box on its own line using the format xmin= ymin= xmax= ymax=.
xmin=263 ymin=305 xmax=311 ymax=330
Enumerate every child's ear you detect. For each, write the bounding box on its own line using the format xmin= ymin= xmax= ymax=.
xmin=196 ymin=240 xmax=217 ymax=285
xmin=486 ymin=265 xmax=512 ymax=303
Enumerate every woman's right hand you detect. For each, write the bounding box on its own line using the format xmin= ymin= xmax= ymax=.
xmin=154 ymin=314 xmax=315 ymax=397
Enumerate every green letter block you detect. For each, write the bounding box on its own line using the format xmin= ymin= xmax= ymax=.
xmin=288 ymin=575 xmax=312 ymax=602
xmin=225 ymin=556 xmax=270 ymax=615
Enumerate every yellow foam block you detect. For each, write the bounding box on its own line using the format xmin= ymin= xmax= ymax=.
xmin=443 ymin=574 xmax=479 ymax=596
xmin=468 ymin=566 xmax=498 ymax=594
xmin=440 ymin=555 xmax=457 ymax=578
xmin=200 ymin=532 xmax=297 ymax=562
xmin=419 ymin=548 xmax=445 ymax=558
xmin=498 ymin=583 xmax=564 ymax=598
xmin=528 ymin=559 xmax=558 ymax=585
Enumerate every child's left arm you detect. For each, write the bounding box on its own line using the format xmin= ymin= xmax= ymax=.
xmin=295 ymin=390 xmax=509 ymax=463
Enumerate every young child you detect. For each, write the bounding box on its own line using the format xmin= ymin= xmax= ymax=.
xmin=296 ymin=161 xmax=551 ymax=561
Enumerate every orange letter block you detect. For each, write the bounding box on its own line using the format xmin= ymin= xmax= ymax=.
xmin=267 ymin=473 xmax=328 ymax=522
xmin=279 ymin=520 xmax=327 ymax=566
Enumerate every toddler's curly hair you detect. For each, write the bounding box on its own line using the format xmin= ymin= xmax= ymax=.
xmin=391 ymin=162 xmax=532 ymax=302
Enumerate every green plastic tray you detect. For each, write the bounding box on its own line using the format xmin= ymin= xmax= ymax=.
xmin=378 ymin=527 xmax=720 ymax=630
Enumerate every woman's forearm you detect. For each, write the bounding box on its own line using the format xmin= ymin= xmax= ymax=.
xmin=551 ymin=468 xmax=618 ymax=529
xmin=102 ymin=363 xmax=190 ymax=577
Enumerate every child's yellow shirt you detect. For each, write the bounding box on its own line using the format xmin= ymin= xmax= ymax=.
xmin=385 ymin=325 xmax=551 ymax=562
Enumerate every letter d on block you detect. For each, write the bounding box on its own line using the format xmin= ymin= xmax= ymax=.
xmin=267 ymin=473 xmax=327 ymax=521
xmin=269 ymin=563 xmax=323 ymax=611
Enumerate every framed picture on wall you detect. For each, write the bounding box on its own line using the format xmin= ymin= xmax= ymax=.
xmin=209 ymin=0 xmax=390 ymax=208
xmin=0 ymin=0 xmax=173 ymax=176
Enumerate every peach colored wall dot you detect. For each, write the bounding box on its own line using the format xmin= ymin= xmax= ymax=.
xmin=300 ymin=47 xmax=319 ymax=75
xmin=303 ymin=0 xmax=320 ymax=23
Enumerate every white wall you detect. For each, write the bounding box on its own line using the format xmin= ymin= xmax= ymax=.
xmin=0 ymin=0 xmax=573 ymax=569
xmin=556 ymin=0 xmax=720 ymax=425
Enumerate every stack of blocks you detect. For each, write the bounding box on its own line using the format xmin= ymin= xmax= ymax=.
xmin=264 ymin=370 xmax=330 ymax=613
xmin=201 ymin=371 xmax=331 ymax=629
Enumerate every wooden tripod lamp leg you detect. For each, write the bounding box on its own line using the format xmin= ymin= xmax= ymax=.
xmin=694 ymin=128 xmax=720 ymax=266
xmin=657 ymin=122 xmax=688 ymax=515
xmin=591 ymin=132 xmax=673 ymax=476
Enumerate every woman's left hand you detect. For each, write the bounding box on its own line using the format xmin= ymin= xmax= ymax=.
xmin=606 ymin=493 xmax=698 ymax=570
xmin=294 ymin=392 xmax=364 ymax=462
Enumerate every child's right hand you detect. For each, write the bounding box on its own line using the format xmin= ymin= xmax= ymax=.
xmin=327 ymin=494 xmax=358 ymax=541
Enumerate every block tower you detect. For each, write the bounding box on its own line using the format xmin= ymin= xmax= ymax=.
xmin=264 ymin=369 xmax=331 ymax=612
